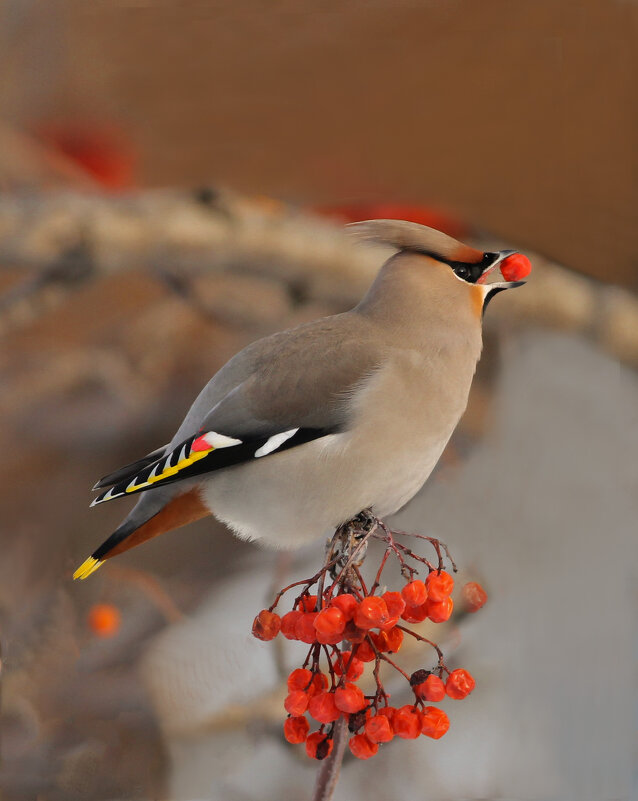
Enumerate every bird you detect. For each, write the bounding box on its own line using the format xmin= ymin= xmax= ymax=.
xmin=74 ymin=219 xmax=531 ymax=580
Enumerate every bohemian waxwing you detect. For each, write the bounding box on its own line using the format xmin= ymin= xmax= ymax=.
xmin=74 ymin=220 xmax=530 ymax=579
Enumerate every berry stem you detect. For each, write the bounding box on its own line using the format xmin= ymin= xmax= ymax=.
xmin=370 ymin=548 xmax=391 ymax=594
xmin=397 ymin=624 xmax=446 ymax=667
xmin=378 ymin=652 xmax=412 ymax=683
xmin=372 ymin=651 xmax=389 ymax=706
xmin=388 ymin=528 xmax=458 ymax=573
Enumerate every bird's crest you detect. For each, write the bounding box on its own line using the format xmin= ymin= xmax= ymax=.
xmin=347 ymin=219 xmax=484 ymax=265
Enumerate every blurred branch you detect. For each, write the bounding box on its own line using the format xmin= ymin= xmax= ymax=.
xmin=0 ymin=189 xmax=636 ymax=367
xmin=313 ymin=717 xmax=348 ymax=801
xmin=107 ymin=565 xmax=184 ymax=625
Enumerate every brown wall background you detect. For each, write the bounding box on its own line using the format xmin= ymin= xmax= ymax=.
xmin=3 ymin=0 xmax=637 ymax=286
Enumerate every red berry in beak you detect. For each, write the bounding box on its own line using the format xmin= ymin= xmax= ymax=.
xmin=500 ymin=253 xmax=532 ymax=281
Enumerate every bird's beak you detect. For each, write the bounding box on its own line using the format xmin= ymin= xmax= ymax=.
xmin=477 ymin=249 xmax=530 ymax=289
xmin=485 ymin=278 xmax=526 ymax=291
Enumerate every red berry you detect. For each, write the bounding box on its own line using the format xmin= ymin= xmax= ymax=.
xmin=306 ymin=732 xmax=333 ymax=760
xmin=500 ymin=252 xmax=532 ymax=281
xmin=420 ymin=706 xmax=450 ymax=739
xmin=308 ymin=691 xmax=341 ymax=723
xmin=415 ymin=674 xmax=446 ymax=702
xmin=284 ymin=690 xmax=309 ymax=716
xmin=252 ymin=609 xmax=281 ymax=641
xmin=342 ymin=620 xmax=367 ymax=643
xmin=316 ymin=629 xmax=344 ymax=645
xmin=355 ymin=639 xmax=376 ymax=662
xmin=307 ymin=672 xmax=329 ymax=696
xmin=426 ymin=570 xmax=454 ymax=602
xmin=284 ymin=715 xmax=310 ymax=744
xmin=334 ymin=650 xmax=365 ymax=681
xmin=314 ymin=607 xmax=346 ymax=637
xmin=295 ymin=612 xmax=319 ymax=644
xmin=382 ymin=591 xmax=406 ymax=619
xmin=330 ymin=593 xmax=358 ymax=620
xmin=446 ymin=668 xmax=476 ymax=699
xmin=287 ymin=668 xmax=313 ymax=691
xmin=280 ymin=610 xmax=302 ymax=640
xmin=401 ymin=601 xmax=429 ymax=623
xmin=349 ymin=733 xmax=378 ymax=759
xmin=334 ymin=682 xmax=366 ymax=713
xmin=87 ymin=603 xmax=121 ymax=638
xmin=462 ymin=581 xmax=488 ymax=613
xmin=428 ymin=597 xmax=454 ymax=623
xmin=401 ymin=580 xmax=428 ymax=607
xmin=375 ymin=626 xmax=403 ymax=653
xmin=376 ymin=706 xmax=396 ymax=725
xmin=392 ymin=705 xmax=421 ymax=739
xmin=297 ymin=594 xmax=318 ymax=612
xmin=365 ymin=714 xmax=394 ymax=743
xmin=354 ymin=596 xmax=390 ymax=629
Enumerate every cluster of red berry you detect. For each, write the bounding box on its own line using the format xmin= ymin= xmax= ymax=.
xmin=253 ymin=528 xmax=486 ymax=762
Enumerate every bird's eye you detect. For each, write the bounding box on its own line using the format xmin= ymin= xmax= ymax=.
xmin=455 ymin=265 xmax=469 ymax=280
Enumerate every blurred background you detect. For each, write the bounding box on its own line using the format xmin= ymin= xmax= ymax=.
xmin=0 ymin=1 xmax=636 ymax=800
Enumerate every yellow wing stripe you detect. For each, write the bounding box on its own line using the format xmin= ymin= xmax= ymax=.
xmin=125 ymin=446 xmax=214 ymax=493
xmin=73 ymin=556 xmax=104 ymax=580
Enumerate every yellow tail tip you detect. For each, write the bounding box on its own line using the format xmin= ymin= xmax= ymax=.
xmin=73 ymin=557 xmax=104 ymax=580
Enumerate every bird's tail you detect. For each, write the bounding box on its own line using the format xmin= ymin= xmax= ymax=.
xmin=73 ymin=488 xmax=210 ymax=579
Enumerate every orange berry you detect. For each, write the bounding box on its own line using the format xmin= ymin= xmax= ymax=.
xmin=334 ymin=682 xmax=366 ymax=713
xmin=376 ymin=706 xmax=396 ymax=725
xmin=314 ymin=607 xmax=346 ymax=637
xmin=354 ymin=596 xmax=390 ymax=630
xmin=365 ymin=714 xmax=394 ymax=743
xmin=308 ymin=691 xmax=341 ymax=723
xmin=334 ymin=650 xmax=364 ymax=681
xmin=342 ymin=620 xmax=367 ymax=643
xmin=500 ymin=252 xmax=532 ymax=281
xmin=375 ymin=626 xmax=403 ymax=653
xmin=426 ymin=570 xmax=454 ymax=602
xmin=415 ymin=674 xmax=446 ymax=702
xmin=462 ymin=581 xmax=488 ymax=613
xmin=349 ymin=733 xmax=378 ymax=759
xmin=427 ymin=596 xmax=453 ymax=623
xmin=355 ymin=639 xmax=376 ymax=662
xmin=87 ymin=603 xmax=121 ymax=638
xmin=306 ymin=731 xmax=333 ymax=760
xmin=295 ymin=612 xmax=319 ymax=644
xmin=284 ymin=690 xmax=309 ymax=716
xmin=401 ymin=580 xmax=428 ymax=607
xmin=284 ymin=716 xmax=309 ymax=744
xmin=316 ymin=628 xmax=344 ymax=645
xmin=330 ymin=593 xmax=358 ymax=620
xmin=382 ymin=591 xmax=406 ymax=619
xmin=401 ymin=601 xmax=429 ymax=623
xmin=287 ymin=668 xmax=312 ymax=692
xmin=307 ymin=672 xmax=329 ymax=696
xmin=296 ymin=594 xmax=318 ymax=612
xmin=420 ymin=706 xmax=450 ymax=739
xmin=251 ymin=609 xmax=281 ymax=641
xmin=392 ymin=705 xmax=421 ymax=739
xmin=446 ymin=668 xmax=475 ymax=699
xmin=280 ymin=610 xmax=302 ymax=640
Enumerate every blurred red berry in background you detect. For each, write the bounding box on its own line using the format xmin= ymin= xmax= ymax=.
xmin=87 ymin=603 xmax=121 ymax=638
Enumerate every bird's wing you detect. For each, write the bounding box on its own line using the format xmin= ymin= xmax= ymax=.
xmin=90 ymin=313 xmax=385 ymax=506
xmin=92 ymin=444 xmax=170 ymax=490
